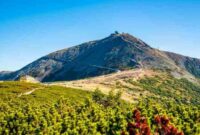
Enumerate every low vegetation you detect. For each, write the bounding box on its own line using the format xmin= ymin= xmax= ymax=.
xmin=123 ymin=74 xmax=200 ymax=105
xmin=0 ymin=79 xmax=199 ymax=135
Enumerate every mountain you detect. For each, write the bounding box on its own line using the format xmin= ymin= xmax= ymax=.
xmin=1 ymin=32 xmax=200 ymax=82
xmin=0 ymin=71 xmax=13 ymax=79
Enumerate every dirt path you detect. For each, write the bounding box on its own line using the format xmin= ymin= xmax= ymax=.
xmin=18 ymin=88 xmax=41 ymax=97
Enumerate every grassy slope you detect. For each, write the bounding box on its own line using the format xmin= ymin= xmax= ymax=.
xmin=0 ymin=81 xmax=91 ymax=107
xmin=1 ymin=71 xmax=200 ymax=106
xmin=122 ymin=73 xmax=200 ymax=105
xmin=52 ymin=69 xmax=200 ymax=105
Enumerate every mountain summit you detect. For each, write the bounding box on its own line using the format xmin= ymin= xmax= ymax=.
xmin=1 ymin=32 xmax=200 ymax=82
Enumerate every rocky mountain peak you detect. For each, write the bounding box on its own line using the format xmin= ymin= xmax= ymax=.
xmin=1 ymin=32 xmax=200 ymax=82
xmin=105 ymin=32 xmax=149 ymax=48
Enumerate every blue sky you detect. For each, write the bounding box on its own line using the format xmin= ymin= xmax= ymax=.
xmin=0 ymin=0 xmax=200 ymax=71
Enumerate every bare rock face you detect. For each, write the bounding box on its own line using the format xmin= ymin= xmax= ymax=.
xmin=0 ymin=32 xmax=200 ymax=82
xmin=18 ymin=75 xmax=39 ymax=83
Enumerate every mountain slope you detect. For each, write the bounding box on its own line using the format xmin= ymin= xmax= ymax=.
xmin=50 ymin=68 xmax=200 ymax=105
xmin=50 ymin=69 xmax=157 ymax=102
xmin=165 ymin=51 xmax=200 ymax=78
xmin=1 ymin=32 xmax=200 ymax=82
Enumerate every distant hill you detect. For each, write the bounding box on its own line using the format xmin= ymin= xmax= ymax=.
xmin=1 ymin=32 xmax=200 ymax=82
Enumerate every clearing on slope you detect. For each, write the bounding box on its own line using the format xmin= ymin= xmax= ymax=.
xmin=49 ymin=69 xmax=158 ymax=102
xmin=49 ymin=68 xmax=200 ymax=105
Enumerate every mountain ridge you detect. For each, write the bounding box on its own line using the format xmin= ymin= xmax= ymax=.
xmin=1 ymin=32 xmax=200 ymax=82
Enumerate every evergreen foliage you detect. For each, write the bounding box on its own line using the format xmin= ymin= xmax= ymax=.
xmin=0 ymin=81 xmax=199 ymax=135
